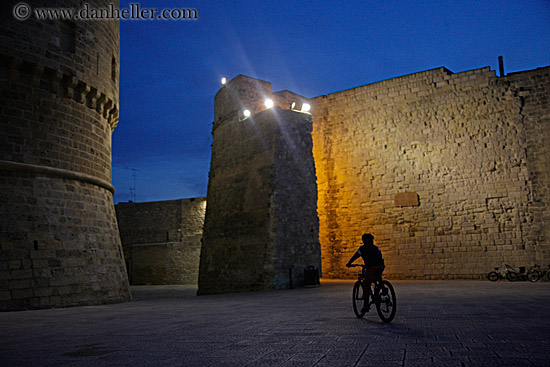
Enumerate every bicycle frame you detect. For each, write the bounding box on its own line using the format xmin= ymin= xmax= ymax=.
xmin=349 ymin=264 xmax=396 ymax=323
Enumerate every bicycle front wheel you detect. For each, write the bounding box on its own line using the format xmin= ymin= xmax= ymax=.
xmin=376 ymin=280 xmax=396 ymax=323
xmin=487 ymin=271 xmax=499 ymax=282
xmin=352 ymin=281 xmax=366 ymax=318
xmin=527 ymin=269 xmax=541 ymax=282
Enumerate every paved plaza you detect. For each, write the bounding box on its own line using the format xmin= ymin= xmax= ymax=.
xmin=1 ymin=280 xmax=549 ymax=366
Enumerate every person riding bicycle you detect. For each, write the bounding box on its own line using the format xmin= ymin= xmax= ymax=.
xmin=346 ymin=233 xmax=385 ymax=285
xmin=347 ymin=234 xmax=395 ymax=321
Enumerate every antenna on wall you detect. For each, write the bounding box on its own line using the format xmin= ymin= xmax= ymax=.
xmin=131 ymin=168 xmax=139 ymax=202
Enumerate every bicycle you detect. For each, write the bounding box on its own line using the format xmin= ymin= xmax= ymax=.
xmin=487 ymin=264 xmax=521 ymax=282
xmin=505 ymin=264 xmax=528 ymax=281
xmin=349 ymin=264 xmax=396 ymax=323
xmin=527 ymin=264 xmax=550 ymax=282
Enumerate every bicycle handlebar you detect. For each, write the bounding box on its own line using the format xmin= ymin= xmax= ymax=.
xmin=348 ymin=264 xmax=365 ymax=268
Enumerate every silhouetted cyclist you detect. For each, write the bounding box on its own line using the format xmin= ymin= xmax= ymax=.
xmin=346 ymin=233 xmax=385 ymax=286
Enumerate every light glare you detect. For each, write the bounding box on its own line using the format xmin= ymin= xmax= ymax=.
xmin=301 ymin=103 xmax=311 ymax=112
xmin=221 ymin=77 xmax=227 ymax=85
xmin=243 ymin=109 xmax=251 ymax=117
xmin=264 ymin=98 xmax=274 ymax=109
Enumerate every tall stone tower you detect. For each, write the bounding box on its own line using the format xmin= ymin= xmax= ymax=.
xmin=198 ymin=75 xmax=321 ymax=295
xmin=0 ymin=0 xmax=131 ymax=310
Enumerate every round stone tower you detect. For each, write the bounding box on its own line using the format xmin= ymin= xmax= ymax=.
xmin=0 ymin=0 xmax=131 ymax=310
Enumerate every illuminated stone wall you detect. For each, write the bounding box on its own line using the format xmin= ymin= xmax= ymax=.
xmin=312 ymin=66 xmax=550 ymax=279
xmin=0 ymin=0 xmax=130 ymax=310
xmin=115 ymin=198 xmax=206 ymax=285
xmin=198 ymin=76 xmax=320 ymax=294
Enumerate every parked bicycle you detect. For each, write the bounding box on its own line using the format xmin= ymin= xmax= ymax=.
xmin=349 ymin=264 xmax=396 ymax=323
xmin=507 ymin=264 xmax=527 ymax=281
xmin=487 ymin=264 xmax=524 ymax=282
xmin=527 ymin=264 xmax=550 ymax=282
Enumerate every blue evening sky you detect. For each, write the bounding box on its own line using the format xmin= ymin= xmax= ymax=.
xmin=112 ymin=0 xmax=550 ymax=204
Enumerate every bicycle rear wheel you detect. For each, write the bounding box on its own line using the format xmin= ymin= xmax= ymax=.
xmin=352 ymin=281 xmax=366 ymax=318
xmin=375 ymin=280 xmax=396 ymax=323
xmin=527 ymin=269 xmax=541 ymax=282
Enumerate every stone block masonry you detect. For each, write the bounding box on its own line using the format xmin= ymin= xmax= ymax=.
xmin=198 ymin=76 xmax=320 ymax=295
xmin=0 ymin=0 xmax=130 ymax=310
xmin=115 ymin=198 xmax=206 ymax=285
xmin=311 ymin=65 xmax=550 ymax=279
xmin=505 ymin=68 xmax=550 ymax=264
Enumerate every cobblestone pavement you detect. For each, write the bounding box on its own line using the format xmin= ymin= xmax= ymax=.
xmin=1 ymin=280 xmax=549 ymax=366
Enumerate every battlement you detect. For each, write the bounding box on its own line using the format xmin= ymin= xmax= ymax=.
xmin=214 ymin=75 xmax=310 ymax=130
xmin=1 ymin=54 xmax=119 ymax=129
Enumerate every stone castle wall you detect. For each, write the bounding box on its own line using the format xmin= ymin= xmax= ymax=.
xmin=115 ymin=197 xmax=206 ymax=285
xmin=311 ymin=66 xmax=550 ymax=279
xmin=505 ymin=69 xmax=550 ymax=262
xmin=198 ymin=76 xmax=320 ymax=294
xmin=0 ymin=0 xmax=130 ymax=310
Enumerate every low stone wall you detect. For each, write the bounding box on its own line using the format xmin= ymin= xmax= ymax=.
xmin=115 ymin=197 xmax=206 ymax=285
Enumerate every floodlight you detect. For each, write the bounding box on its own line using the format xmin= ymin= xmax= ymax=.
xmin=264 ymin=98 xmax=274 ymax=109
xmin=301 ymin=103 xmax=311 ymax=113
xmin=221 ymin=77 xmax=227 ymax=85
xmin=291 ymin=102 xmax=296 ymax=109
xmin=243 ymin=109 xmax=251 ymax=118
